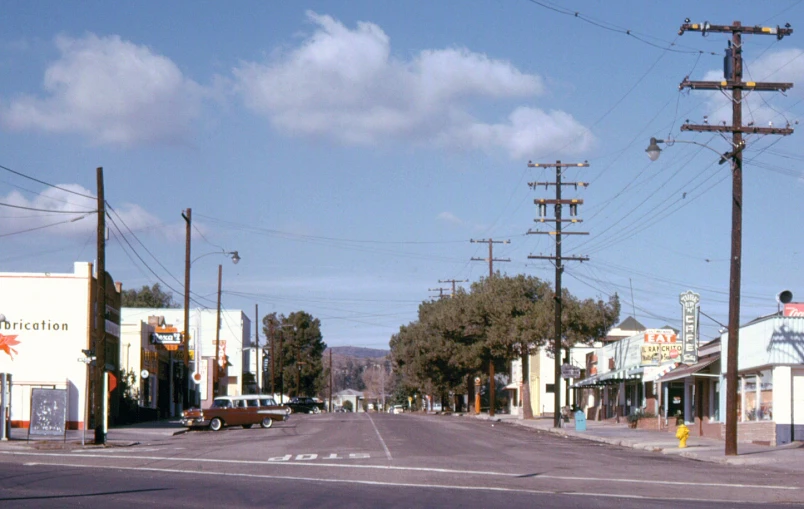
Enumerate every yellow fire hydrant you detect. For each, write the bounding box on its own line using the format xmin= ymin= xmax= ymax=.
xmin=675 ymin=423 xmax=690 ymax=448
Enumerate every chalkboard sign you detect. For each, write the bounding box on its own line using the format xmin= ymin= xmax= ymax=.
xmin=29 ymin=388 xmax=68 ymax=438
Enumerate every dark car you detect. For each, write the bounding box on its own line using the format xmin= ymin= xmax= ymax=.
xmin=286 ymin=397 xmax=325 ymax=414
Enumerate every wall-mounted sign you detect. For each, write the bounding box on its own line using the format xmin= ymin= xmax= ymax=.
xmin=150 ymin=325 xmax=182 ymax=348
xmin=643 ymin=329 xmax=677 ymax=344
xmin=640 ymin=344 xmax=681 ymax=365
xmin=679 ymin=291 xmax=700 ymax=364
xmin=783 ymin=303 xmax=804 ymax=317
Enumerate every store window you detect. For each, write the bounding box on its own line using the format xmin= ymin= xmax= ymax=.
xmin=740 ymin=371 xmax=774 ymax=421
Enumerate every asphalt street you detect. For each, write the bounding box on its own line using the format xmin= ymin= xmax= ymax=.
xmin=0 ymin=412 xmax=802 ymax=508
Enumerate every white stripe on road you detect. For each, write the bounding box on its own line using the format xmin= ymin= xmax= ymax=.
xmin=1 ymin=451 xmax=797 ymax=491
xmin=365 ymin=412 xmax=393 ymax=460
xmin=18 ymin=461 xmax=777 ymax=505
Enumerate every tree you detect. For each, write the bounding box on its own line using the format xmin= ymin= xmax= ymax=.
xmin=270 ymin=311 xmax=327 ymax=398
xmin=390 ymin=274 xmax=620 ymax=417
xmin=121 ymin=283 xmax=179 ymax=308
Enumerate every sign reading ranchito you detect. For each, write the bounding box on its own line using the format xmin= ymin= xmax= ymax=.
xmin=640 ymin=329 xmax=680 ymax=365
xmin=679 ymin=291 xmax=700 ymax=364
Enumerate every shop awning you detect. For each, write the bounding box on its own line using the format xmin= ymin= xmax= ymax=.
xmin=657 ymin=355 xmax=719 ymax=383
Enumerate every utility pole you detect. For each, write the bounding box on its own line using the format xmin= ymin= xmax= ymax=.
xmin=678 ymin=20 xmax=793 ymax=456
xmin=528 ymin=160 xmax=590 ymax=428
xmin=428 ymin=287 xmax=450 ymax=300
xmin=182 ymin=208 xmax=191 ymax=410
xmin=94 ymin=167 xmax=107 ymax=445
xmin=470 ymin=238 xmax=510 ymax=417
xmin=470 ymin=238 xmax=511 ymax=279
xmin=329 ymin=349 xmax=333 ymax=412
xmin=439 ymin=279 xmax=468 ymax=297
xmin=214 ymin=264 xmax=222 ymax=396
xmin=255 ymin=304 xmax=260 ymax=393
xmin=269 ymin=320 xmax=275 ymax=397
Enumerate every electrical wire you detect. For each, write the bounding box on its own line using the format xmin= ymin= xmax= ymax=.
xmin=0 ymin=163 xmax=96 ymax=200
xmin=0 ymin=201 xmax=95 ymax=214
xmin=0 ymin=214 xmax=90 ymax=238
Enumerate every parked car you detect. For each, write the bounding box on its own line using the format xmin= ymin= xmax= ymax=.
xmin=181 ymin=395 xmax=290 ymax=431
xmin=286 ymin=397 xmax=325 ymax=414
xmin=391 ymin=405 xmax=405 ymax=414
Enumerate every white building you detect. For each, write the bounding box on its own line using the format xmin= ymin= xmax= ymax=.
xmin=121 ymin=307 xmax=252 ymax=415
xmin=0 ymin=262 xmax=121 ymax=430
xmin=507 ymin=345 xmax=594 ymax=417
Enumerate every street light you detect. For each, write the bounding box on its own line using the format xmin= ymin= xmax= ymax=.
xmin=645 ymin=137 xmax=743 ymax=164
xmin=646 ymin=135 xmax=746 ymax=457
xmin=181 ymin=207 xmax=241 ymax=409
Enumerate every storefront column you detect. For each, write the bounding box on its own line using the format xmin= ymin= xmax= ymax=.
xmin=740 ymin=376 xmax=746 ymax=422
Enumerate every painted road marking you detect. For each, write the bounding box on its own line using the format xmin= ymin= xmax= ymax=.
xmin=1 ymin=451 xmax=798 ymax=491
xmin=19 ymin=461 xmax=784 ymax=505
xmin=365 ymin=412 xmax=393 ymax=460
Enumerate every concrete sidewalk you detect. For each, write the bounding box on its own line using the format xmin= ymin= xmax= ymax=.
xmin=0 ymin=419 xmax=185 ymax=450
xmin=469 ymin=412 xmax=804 ymax=472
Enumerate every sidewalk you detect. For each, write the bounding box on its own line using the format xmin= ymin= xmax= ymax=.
xmin=0 ymin=419 xmax=185 ymax=450
xmin=469 ymin=412 xmax=804 ymax=472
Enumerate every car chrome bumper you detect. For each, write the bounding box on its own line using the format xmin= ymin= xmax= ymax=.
xmin=181 ymin=418 xmax=209 ymax=427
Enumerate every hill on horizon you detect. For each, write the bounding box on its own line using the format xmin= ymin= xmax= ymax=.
xmin=326 ymin=346 xmax=389 ymax=359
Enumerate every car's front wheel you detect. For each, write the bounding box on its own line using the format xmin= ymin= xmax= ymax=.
xmin=210 ymin=417 xmax=224 ymax=431
xmin=261 ymin=417 xmax=273 ymax=429
xmin=313 ymin=407 xmax=321 ymax=414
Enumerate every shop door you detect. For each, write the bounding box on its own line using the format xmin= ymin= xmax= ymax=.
xmin=793 ymin=372 xmax=804 ymax=441
xmin=667 ymin=386 xmax=684 ymax=418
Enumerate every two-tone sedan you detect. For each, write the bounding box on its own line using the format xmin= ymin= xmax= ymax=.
xmin=181 ymin=395 xmax=290 ymax=431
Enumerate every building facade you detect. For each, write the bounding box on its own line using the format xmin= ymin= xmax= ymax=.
xmin=121 ymin=307 xmax=252 ymax=416
xmin=0 ymin=262 xmax=121 ymax=430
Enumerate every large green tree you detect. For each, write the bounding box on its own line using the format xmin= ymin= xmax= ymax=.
xmin=121 ymin=283 xmax=179 ymax=308
xmin=263 ymin=311 xmax=326 ymax=398
xmin=390 ymin=274 xmax=620 ymax=416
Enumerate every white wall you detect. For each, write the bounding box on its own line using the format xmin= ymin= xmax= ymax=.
xmin=0 ymin=262 xmax=93 ymax=428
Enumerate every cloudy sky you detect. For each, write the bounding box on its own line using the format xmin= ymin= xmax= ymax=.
xmin=1 ymin=1 xmax=803 ymax=349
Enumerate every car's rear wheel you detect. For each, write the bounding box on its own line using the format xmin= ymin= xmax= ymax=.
xmin=210 ymin=417 xmax=224 ymax=431
xmin=242 ymin=424 xmax=252 ymax=429
xmin=313 ymin=407 xmax=321 ymax=414
xmin=260 ymin=417 xmax=273 ymax=429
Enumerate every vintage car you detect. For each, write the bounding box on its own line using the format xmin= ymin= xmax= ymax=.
xmin=286 ymin=396 xmax=325 ymax=414
xmin=181 ymin=395 xmax=290 ymax=431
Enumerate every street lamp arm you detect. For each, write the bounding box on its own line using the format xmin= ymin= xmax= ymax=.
xmin=646 ymin=137 xmax=745 ymax=164
xmin=191 ymin=249 xmax=240 ymax=265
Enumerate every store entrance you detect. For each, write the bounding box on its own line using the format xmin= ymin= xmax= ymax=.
xmin=667 ymin=383 xmax=684 ymax=419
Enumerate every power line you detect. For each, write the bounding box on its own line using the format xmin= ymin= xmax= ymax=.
xmin=0 ymin=163 xmax=95 ymax=199
xmin=0 ymin=214 xmax=90 ymax=238
xmin=0 ymin=201 xmax=95 ymax=214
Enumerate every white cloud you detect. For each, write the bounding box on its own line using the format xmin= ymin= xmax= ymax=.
xmin=437 ymin=211 xmax=487 ymax=231
xmin=0 ymin=184 xmax=162 ymax=238
xmin=0 ymin=34 xmax=202 ymax=146
xmin=234 ymin=11 xmax=592 ymax=158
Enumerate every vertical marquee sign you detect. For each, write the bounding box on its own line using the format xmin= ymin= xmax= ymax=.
xmin=679 ymin=291 xmax=700 ymax=364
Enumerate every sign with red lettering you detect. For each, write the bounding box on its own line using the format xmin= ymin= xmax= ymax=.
xmin=783 ymin=303 xmax=804 ymax=317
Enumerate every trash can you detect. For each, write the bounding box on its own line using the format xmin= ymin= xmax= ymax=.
xmin=574 ymin=410 xmax=586 ymax=432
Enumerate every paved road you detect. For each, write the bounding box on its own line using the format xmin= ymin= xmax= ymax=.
xmin=0 ymin=413 xmax=802 ymax=508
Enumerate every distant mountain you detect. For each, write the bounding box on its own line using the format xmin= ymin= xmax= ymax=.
xmin=327 ymin=346 xmax=389 ymax=359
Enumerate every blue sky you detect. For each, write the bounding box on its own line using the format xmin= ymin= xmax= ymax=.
xmin=1 ymin=1 xmax=803 ymax=349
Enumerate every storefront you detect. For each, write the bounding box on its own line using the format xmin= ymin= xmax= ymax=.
xmin=0 ymin=262 xmax=121 ymax=430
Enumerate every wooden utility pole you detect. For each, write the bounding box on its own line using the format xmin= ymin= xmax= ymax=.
xmin=214 ymin=264 xmax=222 ymax=396
xmin=269 ymin=320 xmax=275 ymax=396
xmin=428 ymin=287 xmax=450 ymax=300
xmin=255 ymin=304 xmax=260 ymax=393
xmin=470 ymin=238 xmax=510 ymax=279
xmin=181 ymin=208 xmax=191 ymax=409
xmin=528 ymin=160 xmax=590 ymax=427
xmin=439 ymin=279 xmax=468 ymax=297
xmin=678 ymin=20 xmax=793 ymax=456
xmin=94 ymin=167 xmax=107 ymax=445
xmin=329 ymin=349 xmax=333 ymax=412
xmin=470 ymin=238 xmax=510 ymax=417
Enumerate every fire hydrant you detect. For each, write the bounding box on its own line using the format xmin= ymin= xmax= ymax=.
xmin=675 ymin=423 xmax=690 ymax=448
